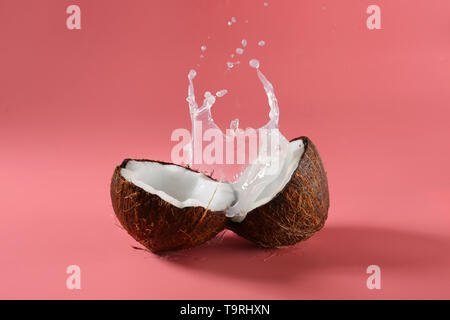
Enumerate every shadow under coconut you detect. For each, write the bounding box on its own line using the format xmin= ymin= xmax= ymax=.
xmin=154 ymin=226 xmax=450 ymax=283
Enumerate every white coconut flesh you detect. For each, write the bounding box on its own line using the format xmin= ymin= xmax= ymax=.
xmin=120 ymin=161 xmax=236 ymax=212
xmin=119 ymin=139 xmax=304 ymax=221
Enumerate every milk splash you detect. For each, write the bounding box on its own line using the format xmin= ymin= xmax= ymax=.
xmin=185 ymin=59 xmax=289 ymax=219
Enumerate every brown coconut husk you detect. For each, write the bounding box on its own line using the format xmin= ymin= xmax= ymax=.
xmin=226 ymin=137 xmax=329 ymax=248
xmin=110 ymin=159 xmax=227 ymax=253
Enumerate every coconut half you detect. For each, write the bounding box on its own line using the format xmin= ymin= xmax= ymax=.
xmin=226 ymin=137 xmax=306 ymax=222
xmin=110 ymin=160 xmax=235 ymax=252
xmin=110 ymin=136 xmax=329 ymax=252
xmin=227 ymin=137 xmax=329 ymax=247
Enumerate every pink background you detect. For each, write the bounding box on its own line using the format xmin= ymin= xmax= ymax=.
xmin=1 ymin=0 xmax=450 ymax=299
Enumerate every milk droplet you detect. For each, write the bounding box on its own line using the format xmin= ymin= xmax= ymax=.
xmin=258 ymin=40 xmax=265 ymax=47
xmin=264 ymin=2 xmax=268 ymax=7
xmin=227 ymin=21 xmax=232 ymax=26
xmin=230 ymin=119 xmax=239 ymax=130
xmin=249 ymin=59 xmax=260 ymax=69
xmin=188 ymin=69 xmax=197 ymax=79
xmin=216 ymin=89 xmax=228 ymax=97
xmin=201 ymin=45 xmax=207 ymax=51
xmin=242 ymin=39 xmax=247 ymax=47
xmin=236 ymin=48 xmax=244 ymax=55
xmin=231 ymin=17 xmax=237 ymax=23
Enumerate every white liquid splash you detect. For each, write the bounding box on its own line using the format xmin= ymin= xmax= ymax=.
xmin=228 ymin=17 xmax=237 ymax=26
xmin=216 ymin=89 xmax=228 ymax=97
xmin=185 ymin=60 xmax=289 ymax=218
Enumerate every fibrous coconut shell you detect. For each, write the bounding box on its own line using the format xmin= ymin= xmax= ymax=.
xmin=226 ymin=137 xmax=329 ymax=247
xmin=110 ymin=160 xmax=227 ymax=253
